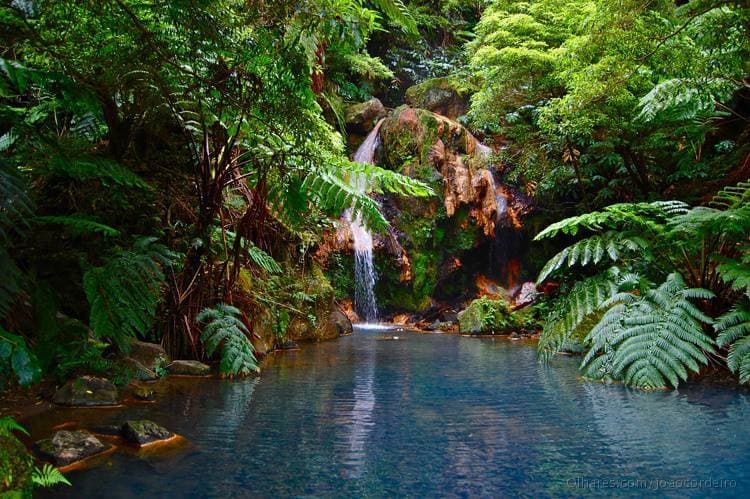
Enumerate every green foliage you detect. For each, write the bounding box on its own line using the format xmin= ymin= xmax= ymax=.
xmin=197 ymin=304 xmax=259 ymax=376
xmin=84 ymin=237 xmax=178 ymax=352
xmin=31 ymin=464 xmax=71 ymax=488
xmin=0 ymin=417 xmax=28 ymax=437
xmin=0 ymin=326 xmax=41 ymax=387
xmin=582 ymin=273 xmax=715 ymax=389
xmin=536 ymin=182 xmax=750 ymax=387
xmin=716 ymin=302 xmax=750 ymax=384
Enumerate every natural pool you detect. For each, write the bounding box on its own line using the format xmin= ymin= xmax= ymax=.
xmin=32 ymin=327 xmax=750 ymax=497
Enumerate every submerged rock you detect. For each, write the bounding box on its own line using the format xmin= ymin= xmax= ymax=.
xmin=166 ymin=360 xmax=211 ymax=376
xmin=52 ymin=376 xmax=118 ymax=406
xmin=120 ymin=420 xmax=173 ymax=446
xmin=330 ymin=309 xmax=353 ymax=336
xmin=36 ymin=430 xmax=110 ymax=467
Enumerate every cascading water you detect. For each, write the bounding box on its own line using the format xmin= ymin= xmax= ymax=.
xmin=347 ymin=119 xmax=385 ymax=323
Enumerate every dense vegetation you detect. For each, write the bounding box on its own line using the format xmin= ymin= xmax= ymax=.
xmin=0 ymin=0 xmax=748 ymax=493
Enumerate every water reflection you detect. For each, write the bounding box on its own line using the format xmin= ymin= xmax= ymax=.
xmin=32 ymin=332 xmax=750 ymax=498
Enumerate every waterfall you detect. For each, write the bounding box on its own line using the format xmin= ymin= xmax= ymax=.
xmin=348 ymin=119 xmax=385 ymax=323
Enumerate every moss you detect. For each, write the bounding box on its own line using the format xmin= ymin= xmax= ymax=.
xmin=0 ymin=435 xmax=34 ymax=497
xmin=459 ymin=298 xmax=519 ymax=334
xmin=325 ymin=253 xmax=355 ymax=300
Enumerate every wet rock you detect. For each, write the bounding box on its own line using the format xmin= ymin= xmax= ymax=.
xmin=166 ymin=360 xmax=211 ymax=376
xmin=120 ymin=420 xmax=173 ymax=446
xmin=280 ymin=340 xmax=300 ymax=351
xmin=345 ymin=98 xmax=387 ymax=134
xmin=36 ymin=430 xmax=110 ymax=467
xmin=127 ymin=340 xmax=170 ymax=371
xmin=52 ymin=376 xmax=118 ymax=406
xmin=330 ymin=309 xmax=353 ymax=336
xmin=132 ymin=386 xmax=156 ymax=401
xmin=512 ymin=282 xmax=539 ymax=310
xmin=405 ymin=77 xmax=471 ymax=120
xmin=119 ymin=357 xmax=158 ymax=381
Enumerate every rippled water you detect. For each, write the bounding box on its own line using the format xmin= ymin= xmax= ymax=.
xmin=34 ymin=328 xmax=750 ymax=497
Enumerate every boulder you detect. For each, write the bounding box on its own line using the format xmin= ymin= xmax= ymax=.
xmin=52 ymin=376 xmax=118 ymax=406
xmin=404 ymin=77 xmax=472 ymax=120
xmin=344 ymin=98 xmax=387 ymax=134
xmin=458 ymin=298 xmax=514 ymax=334
xmin=119 ymin=357 xmax=158 ymax=381
xmin=127 ymin=340 xmax=169 ymax=371
xmin=330 ymin=309 xmax=353 ymax=336
xmin=166 ymin=360 xmax=211 ymax=376
xmin=512 ymin=282 xmax=539 ymax=309
xmin=120 ymin=420 xmax=173 ymax=446
xmin=36 ymin=430 xmax=110 ymax=467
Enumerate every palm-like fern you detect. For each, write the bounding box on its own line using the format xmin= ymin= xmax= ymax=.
xmin=197 ymin=303 xmax=258 ymax=376
xmin=582 ymin=273 xmax=715 ymax=389
xmin=716 ymin=302 xmax=750 ymax=384
xmin=84 ymin=237 xmax=178 ymax=352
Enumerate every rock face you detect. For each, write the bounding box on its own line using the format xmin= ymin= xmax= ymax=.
xmin=166 ymin=360 xmax=211 ymax=376
xmin=345 ymin=98 xmax=387 ymax=134
xmin=52 ymin=376 xmax=118 ymax=406
xmin=120 ymin=420 xmax=173 ymax=446
xmin=405 ymin=77 xmax=471 ymax=120
xmin=330 ymin=309 xmax=353 ymax=336
xmin=36 ymin=430 xmax=109 ymax=467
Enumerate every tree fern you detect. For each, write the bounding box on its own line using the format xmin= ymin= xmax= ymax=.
xmin=582 ymin=273 xmax=715 ymax=389
xmin=716 ymin=302 xmax=750 ymax=384
xmin=197 ymin=303 xmax=258 ymax=376
xmin=84 ymin=237 xmax=178 ymax=352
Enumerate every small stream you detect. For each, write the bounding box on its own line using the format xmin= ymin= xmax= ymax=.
xmin=32 ymin=327 xmax=750 ymax=497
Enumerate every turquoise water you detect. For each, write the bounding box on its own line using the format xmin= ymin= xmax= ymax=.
xmin=37 ymin=327 xmax=750 ymax=497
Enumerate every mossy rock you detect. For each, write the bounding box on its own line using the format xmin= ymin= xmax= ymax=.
xmin=405 ymin=77 xmax=474 ymax=120
xmin=120 ymin=420 xmax=173 ymax=446
xmin=458 ymin=298 xmax=516 ymax=334
xmin=35 ymin=430 xmax=110 ymax=467
xmin=52 ymin=376 xmax=118 ymax=406
xmin=0 ymin=435 xmax=34 ymax=496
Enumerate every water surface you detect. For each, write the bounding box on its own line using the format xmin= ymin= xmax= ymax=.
xmin=34 ymin=328 xmax=750 ymax=497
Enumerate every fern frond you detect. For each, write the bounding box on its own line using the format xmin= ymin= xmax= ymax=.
xmin=538 ymin=269 xmax=623 ymax=361
xmin=716 ymin=302 xmax=750 ymax=384
xmin=84 ymin=238 xmax=175 ymax=352
xmin=35 ymin=216 xmax=120 ymax=237
xmin=0 ymin=416 xmax=29 ymax=436
xmin=32 ymin=464 xmax=71 ymax=488
xmin=44 ymin=155 xmax=150 ymax=189
xmin=197 ymin=303 xmax=258 ymax=376
xmin=536 ymin=232 xmax=647 ymax=283
xmin=582 ymin=273 xmax=714 ymax=389
xmin=370 ymin=0 xmax=418 ymax=35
